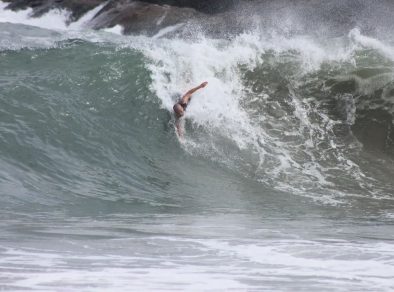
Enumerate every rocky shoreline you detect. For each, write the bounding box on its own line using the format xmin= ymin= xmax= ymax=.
xmin=2 ymin=0 xmax=238 ymax=34
xmin=4 ymin=0 xmax=393 ymax=38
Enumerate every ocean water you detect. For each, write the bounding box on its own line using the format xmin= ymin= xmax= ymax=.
xmin=0 ymin=1 xmax=394 ymax=291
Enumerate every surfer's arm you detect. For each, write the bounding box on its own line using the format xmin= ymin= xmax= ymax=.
xmin=180 ymin=81 xmax=208 ymax=104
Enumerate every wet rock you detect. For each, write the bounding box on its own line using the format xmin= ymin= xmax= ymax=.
xmin=140 ymin=0 xmax=236 ymax=14
xmin=3 ymin=0 xmax=236 ymax=18
xmin=2 ymin=0 xmax=237 ymax=34
xmin=90 ymin=1 xmax=201 ymax=35
xmin=3 ymin=0 xmax=106 ymax=21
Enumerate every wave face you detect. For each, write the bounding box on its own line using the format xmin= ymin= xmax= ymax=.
xmin=1 ymin=1 xmax=394 ymax=291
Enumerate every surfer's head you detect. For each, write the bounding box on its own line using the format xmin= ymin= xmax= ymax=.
xmin=173 ymin=103 xmax=184 ymax=118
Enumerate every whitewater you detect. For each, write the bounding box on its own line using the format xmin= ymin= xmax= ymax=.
xmin=0 ymin=0 xmax=394 ymax=291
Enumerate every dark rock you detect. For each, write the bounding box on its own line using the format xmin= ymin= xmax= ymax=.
xmin=2 ymin=0 xmax=238 ymax=35
xmin=3 ymin=0 xmax=107 ymax=21
xmin=3 ymin=0 xmax=237 ymax=18
xmin=137 ymin=0 xmax=237 ymax=14
xmin=90 ymin=1 xmax=201 ymax=35
xmin=6 ymin=0 xmax=394 ymax=38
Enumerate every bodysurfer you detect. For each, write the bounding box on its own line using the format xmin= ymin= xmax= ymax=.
xmin=173 ymin=81 xmax=208 ymax=136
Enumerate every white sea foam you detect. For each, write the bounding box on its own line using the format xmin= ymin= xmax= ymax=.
xmin=103 ymin=25 xmax=124 ymax=35
xmin=349 ymin=28 xmax=394 ymax=61
xmin=199 ymin=239 xmax=394 ymax=290
xmin=69 ymin=2 xmax=107 ymax=30
xmin=2 ymin=238 xmax=394 ymax=291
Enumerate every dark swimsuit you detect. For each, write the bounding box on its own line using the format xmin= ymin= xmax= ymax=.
xmin=178 ymin=101 xmax=188 ymax=110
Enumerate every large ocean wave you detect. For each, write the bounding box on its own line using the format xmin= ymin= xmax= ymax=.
xmin=1 ymin=20 xmax=393 ymax=205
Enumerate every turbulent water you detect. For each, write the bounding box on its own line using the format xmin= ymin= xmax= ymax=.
xmin=1 ymin=1 xmax=394 ymax=291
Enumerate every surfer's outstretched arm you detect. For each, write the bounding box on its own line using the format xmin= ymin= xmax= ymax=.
xmin=180 ymin=81 xmax=208 ymax=104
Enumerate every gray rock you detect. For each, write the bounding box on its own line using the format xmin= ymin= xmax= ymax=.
xmin=90 ymin=1 xmax=201 ymax=35
xmin=3 ymin=0 xmax=107 ymax=22
xmin=2 ymin=0 xmax=237 ymax=34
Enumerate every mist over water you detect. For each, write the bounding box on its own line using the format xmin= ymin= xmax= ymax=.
xmin=0 ymin=0 xmax=394 ymax=291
